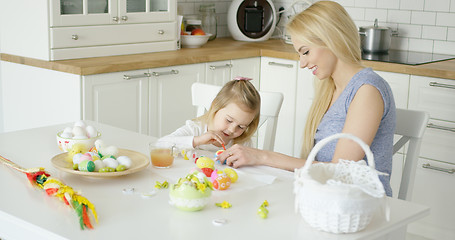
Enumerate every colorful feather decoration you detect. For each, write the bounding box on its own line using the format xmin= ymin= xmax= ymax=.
xmin=0 ymin=154 xmax=98 ymax=230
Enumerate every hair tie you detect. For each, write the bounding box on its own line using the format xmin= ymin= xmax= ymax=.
xmin=233 ymin=76 xmax=253 ymax=81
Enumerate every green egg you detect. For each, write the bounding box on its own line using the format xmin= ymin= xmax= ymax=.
xmin=99 ymin=167 xmax=109 ymax=173
xmin=78 ymin=160 xmax=95 ymax=172
xmin=73 ymin=163 xmax=79 ymax=170
xmin=116 ymin=165 xmax=126 ymax=172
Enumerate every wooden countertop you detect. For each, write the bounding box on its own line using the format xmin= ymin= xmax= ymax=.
xmin=1 ymin=37 xmax=455 ymax=80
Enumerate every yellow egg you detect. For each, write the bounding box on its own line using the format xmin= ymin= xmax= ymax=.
xmin=196 ymin=156 xmax=215 ymax=169
xmin=223 ymin=168 xmax=238 ymax=183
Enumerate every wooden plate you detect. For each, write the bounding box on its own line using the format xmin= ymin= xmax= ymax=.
xmin=51 ymin=149 xmax=149 ymax=178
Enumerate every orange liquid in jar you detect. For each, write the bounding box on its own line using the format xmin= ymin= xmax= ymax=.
xmin=150 ymin=149 xmax=174 ymax=168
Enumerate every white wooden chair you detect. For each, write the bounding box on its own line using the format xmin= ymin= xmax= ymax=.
xmin=191 ymin=82 xmax=283 ymax=151
xmin=393 ymin=108 xmax=429 ymax=200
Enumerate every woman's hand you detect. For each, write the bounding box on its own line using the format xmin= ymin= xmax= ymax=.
xmin=193 ymin=131 xmax=225 ymax=148
xmin=216 ymin=144 xmax=265 ymax=168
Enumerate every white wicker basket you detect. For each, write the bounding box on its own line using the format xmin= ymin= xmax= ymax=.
xmin=294 ymin=133 xmax=386 ymax=234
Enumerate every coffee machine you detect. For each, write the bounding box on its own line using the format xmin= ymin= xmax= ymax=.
xmin=227 ymin=0 xmax=277 ymax=42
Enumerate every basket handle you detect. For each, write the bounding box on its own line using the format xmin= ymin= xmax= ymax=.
xmin=303 ymin=133 xmax=375 ymax=171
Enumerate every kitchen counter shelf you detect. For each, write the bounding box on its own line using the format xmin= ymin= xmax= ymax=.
xmin=1 ymin=38 xmax=455 ymax=80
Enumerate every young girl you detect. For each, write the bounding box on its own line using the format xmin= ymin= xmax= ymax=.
xmin=158 ymin=77 xmax=261 ymax=152
xmin=217 ymin=1 xmax=396 ymax=197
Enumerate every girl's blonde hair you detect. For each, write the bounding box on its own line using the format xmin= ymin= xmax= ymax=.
xmin=286 ymin=1 xmax=363 ymax=158
xmin=196 ymin=80 xmax=261 ymax=144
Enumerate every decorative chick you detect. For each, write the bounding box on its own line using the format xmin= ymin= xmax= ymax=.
xmin=67 ymin=143 xmax=88 ymax=161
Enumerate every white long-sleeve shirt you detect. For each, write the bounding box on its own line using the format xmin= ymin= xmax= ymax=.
xmin=158 ymin=120 xmax=253 ymax=151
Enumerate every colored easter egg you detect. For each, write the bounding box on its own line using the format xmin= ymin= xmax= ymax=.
xmin=78 ymin=160 xmax=95 ymax=172
xmin=213 ymin=173 xmax=231 ymax=190
xmin=196 ymin=156 xmax=214 ymax=169
xmin=214 ymin=150 xmax=224 ymax=158
xmin=223 ymin=168 xmax=238 ymax=183
xmin=200 ymin=167 xmax=214 ymax=178
xmin=210 ymin=169 xmax=223 ymax=182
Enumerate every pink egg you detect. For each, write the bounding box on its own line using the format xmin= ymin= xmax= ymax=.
xmin=79 ymin=153 xmax=92 ymax=162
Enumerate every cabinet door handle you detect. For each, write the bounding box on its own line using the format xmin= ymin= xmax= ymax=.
xmin=151 ymin=69 xmax=179 ymax=77
xmin=209 ymin=64 xmax=233 ymax=70
xmin=158 ymin=30 xmax=164 ymax=35
xmin=121 ymin=16 xmax=128 ymax=21
xmin=71 ymin=35 xmax=79 ymax=40
xmin=422 ymin=163 xmax=455 ymax=174
xmin=268 ymin=62 xmax=293 ymax=68
xmin=427 ymin=123 xmax=455 ymax=133
xmin=123 ymin=73 xmax=151 ymax=80
xmin=429 ymin=81 xmax=455 ymax=89
xmin=113 ymin=16 xmax=119 ymax=22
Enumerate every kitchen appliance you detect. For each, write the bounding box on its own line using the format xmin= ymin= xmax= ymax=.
xmin=359 ymin=19 xmax=398 ymax=53
xmin=228 ymin=0 xmax=277 ymax=42
xmin=362 ymin=50 xmax=455 ymax=65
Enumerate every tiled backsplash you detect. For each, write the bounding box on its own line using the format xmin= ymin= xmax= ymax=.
xmin=178 ymin=0 xmax=455 ymax=55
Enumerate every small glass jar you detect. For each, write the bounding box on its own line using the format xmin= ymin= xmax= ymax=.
xmin=199 ymin=4 xmax=217 ymax=40
xmin=185 ymin=19 xmax=203 ymax=33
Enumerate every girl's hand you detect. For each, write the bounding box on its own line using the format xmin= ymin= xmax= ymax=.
xmin=193 ymin=131 xmax=225 ymax=148
xmin=216 ymin=144 xmax=265 ymax=168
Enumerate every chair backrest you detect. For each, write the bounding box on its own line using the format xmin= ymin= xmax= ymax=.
xmin=393 ymin=108 xmax=429 ymax=200
xmin=191 ymin=82 xmax=283 ymax=151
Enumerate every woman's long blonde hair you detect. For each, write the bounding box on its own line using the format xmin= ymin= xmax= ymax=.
xmin=286 ymin=1 xmax=363 ymax=158
xmin=196 ymin=80 xmax=261 ymax=144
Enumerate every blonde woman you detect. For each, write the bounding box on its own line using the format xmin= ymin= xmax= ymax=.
xmin=158 ymin=77 xmax=261 ymax=152
xmin=217 ymin=1 xmax=396 ymax=196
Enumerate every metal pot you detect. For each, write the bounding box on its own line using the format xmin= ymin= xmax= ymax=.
xmin=359 ymin=19 xmax=398 ymax=53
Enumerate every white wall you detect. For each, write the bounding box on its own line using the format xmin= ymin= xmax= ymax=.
xmin=179 ymin=0 xmax=455 ymax=55
xmin=0 ymin=21 xmax=3 ymax=134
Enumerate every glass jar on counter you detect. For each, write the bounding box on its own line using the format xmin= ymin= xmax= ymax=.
xmin=199 ymin=4 xmax=217 ymax=40
xmin=185 ymin=19 xmax=203 ymax=33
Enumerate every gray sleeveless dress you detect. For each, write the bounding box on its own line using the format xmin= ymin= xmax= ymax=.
xmin=313 ymin=68 xmax=396 ymax=196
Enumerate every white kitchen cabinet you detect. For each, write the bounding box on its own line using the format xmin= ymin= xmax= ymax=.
xmin=51 ymin=0 xmax=174 ymax=27
xmin=148 ymin=63 xmax=205 ymax=138
xmin=83 ymin=63 xmax=205 ymax=137
xmin=406 ymin=75 xmax=455 ymax=240
xmin=205 ymin=58 xmax=260 ymax=88
xmin=0 ymin=0 xmax=177 ymax=61
xmin=376 ymin=71 xmax=410 ymax=109
xmin=83 ymin=69 xmax=150 ymax=135
xmin=408 ymin=157 xmax=455 ymax=240
xmin=293 ymin=67 xmax=313 ymax=157
xmin=409 ymin=75 xmax=455 ymax=122
xmin=260 ymin=57 xmax=298 ymax=156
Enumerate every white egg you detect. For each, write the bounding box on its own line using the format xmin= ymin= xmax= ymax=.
xmin=94 ymin=139 xmax=105 ymax=151
xmin=74 ymin=120 xmax=86 ymax=128
xmin=103 ymin=158 xmax=119 ymax=169
xmin=72 ymin=126 xmax=86 ymax=137
xmin=102 ymin=146 xmax=119 ymax=158
xmin=86 ymin=125 xmax=98 ymax=138
xmin=60 ymin=132 xmax=73 ymax=139
xmin=117 ymin=156 xmax=132 ymax=169
xmin=73 ymin=135 xmax=88 ymax=140
xmin=93 ymin=160 xmax=105 ymax=172
xmin=73 ymin=153 xmax=84 ymax=164
xmin=63 ymin=127 xmax=73 ymax=134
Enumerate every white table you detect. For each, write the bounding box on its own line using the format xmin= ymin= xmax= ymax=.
xmin=0 ymin=122 xmax=429 ymax=240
